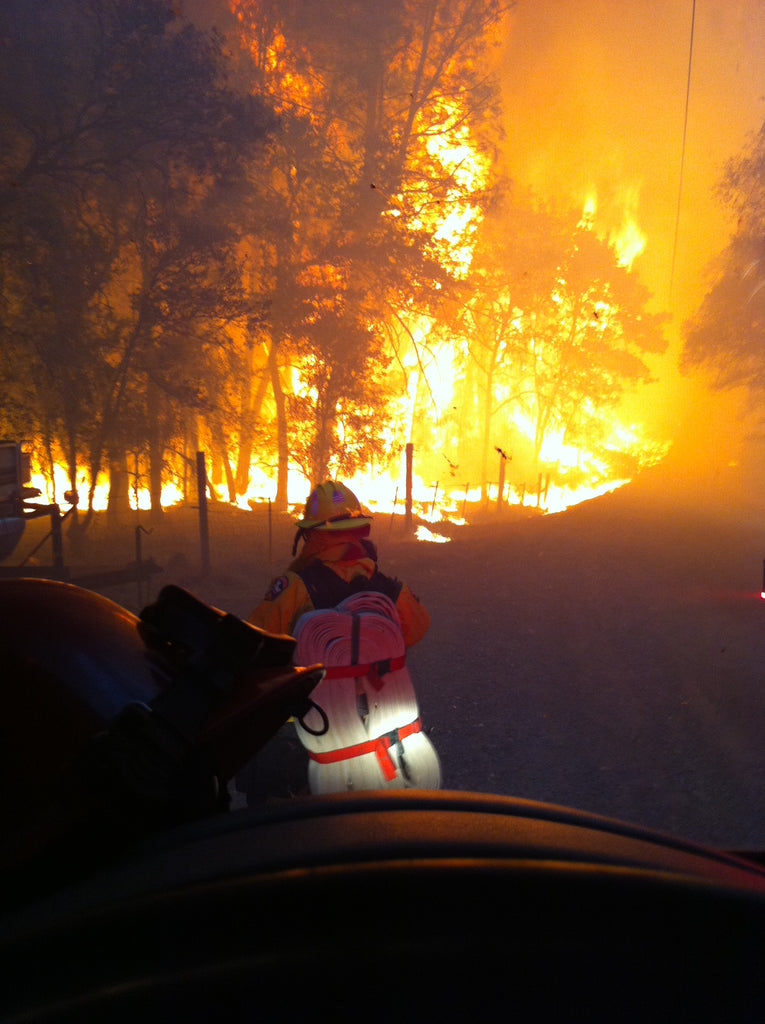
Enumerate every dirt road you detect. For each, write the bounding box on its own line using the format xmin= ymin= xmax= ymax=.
xmin=11 ymin=473 xmax=765 ymax=848
xmin=394 ymin=485 xmax=765 ymax=848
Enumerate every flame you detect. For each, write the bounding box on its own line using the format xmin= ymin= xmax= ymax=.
xmin=29 ymin=465 xmax=186 ymax=513
xmin=399 ymin=326 xmax=458 ymax=423
xmin=29 ymin=465 xmax=109 ymax=511
xmin=411 ymin=97 xmax=490 ymax=276
xmin=506 ymin=404 xmax=668 ymax=514
xmin=611 ymin=217 xmax=646 ymax=269
xmin=227 ymin=12 xmax=662 ymax=526
xmin=20 ymin=13 xmax=666 ymax=539
xmin=415 ymin=525 xmax=450 ymax=543
xmin=580 ymin=190 xmax=646 ymax=269
xmin=26 ymin=211 xmax=661 ymax=534
xmin=240 ymin=27 xmax=322 ymax=117
xmin=27 ymin=432 xmax=661 ymax=534
xmin=579 ymin=192 xmax=597 ymax=228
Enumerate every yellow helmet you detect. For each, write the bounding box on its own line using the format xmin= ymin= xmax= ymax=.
xmin=296 ymin=481 xmax=373 ymax=531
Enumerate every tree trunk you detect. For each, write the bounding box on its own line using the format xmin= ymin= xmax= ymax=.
xmin=310 ymin=419 xmax=331 ymax=485
xmin=107 ymin=451 xmax=131 ymax=514
xmin=480 ymin=401 xmax=490 ymax=510
xmin=235 ymin=347 xmax=270 ymax=496
xmin=479 ymin=363 xmax=496 ymax=510
xmin=146 ymin=379 xmax=164 ymax=522
xmin=391 ymin=1 xmax=437 ymax=186
xmin=184 ymin=414 xmax=200 ymax=503
xmin=211 ymin=416 xmax=236 ymax=503
xmin=268 ymin=334 xmax=290 ymax=510
xmin=234 ymin=336 xmax=256 ymax=496
xmin=43 ymin=430 xmax=56 ymax=504
xmin=311 ymin=374 xmax=336 ymax=483
xmin=63 ymin=429 xmax=86 ymax=538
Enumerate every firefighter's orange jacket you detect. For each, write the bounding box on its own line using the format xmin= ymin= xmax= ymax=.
xmin=248 ymin=539 xmax=429 ymax=646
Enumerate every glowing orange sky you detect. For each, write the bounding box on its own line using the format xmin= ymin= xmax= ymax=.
xmin=500 ymin=0 xmax=765 ymax=486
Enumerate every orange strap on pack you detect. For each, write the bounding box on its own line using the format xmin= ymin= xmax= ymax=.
xmin=307 ymin=718 xmax=421 ymax=781
xmin=322 ymin=654 xmax=406 ymax=690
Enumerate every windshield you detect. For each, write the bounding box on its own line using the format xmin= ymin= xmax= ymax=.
xmin=2 ymin=0 xmax=764 ymax=852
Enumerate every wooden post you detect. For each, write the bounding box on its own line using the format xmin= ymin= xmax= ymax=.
xmin=50 ymin=505 xmax=64 ymax=575
xmin=268 ymin=498 xmax=273 ymax=566
xmin=405 ymin=443 xmax=413 ymax=531
xmin=135 ymin=524 xmax=151 ymax=605
xmin=430 ymin=480 xmax=438 ymax=517
xmin=389 ymin=486 xmax=398 ymax=534
xmin=196 ymin=450 xmax=210 ymax=577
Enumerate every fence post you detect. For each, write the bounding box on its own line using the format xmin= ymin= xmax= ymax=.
xmin=430 ymin=480 xmax=439 ymax=517
xmin=268 ymin=498 xmax=273 ymax=566
xmin=196 ymin=450 xmax=210 ymax=577
xmin=497 ymin=453 xmax=506 ymax=512
xmin=389 ymin=486 xmax=398 ymax=534
xmin=50 ymin=504 xmax=64 ymax=575
xmin=405 ymin=443 xmax=413 ymax=531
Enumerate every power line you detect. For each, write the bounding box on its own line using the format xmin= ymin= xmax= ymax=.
xmin=670 ymin=0 xmax=697 ymax=303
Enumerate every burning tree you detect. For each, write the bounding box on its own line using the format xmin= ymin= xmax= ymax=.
xmin=448 ymin=189 xmax=668 ymax=504
xmin=0 ymin=0 xmax=274 ymax=519
xmin=0 ymin=0 xmax=670 ymax=519
xmin=229 ymin=0 xmax=665 ymax=512
xmin=229 ymin=0 xmax=510 ymax=506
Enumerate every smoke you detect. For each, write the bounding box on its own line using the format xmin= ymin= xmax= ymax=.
xmin=498 ymin=0 xmax=765 ymax=502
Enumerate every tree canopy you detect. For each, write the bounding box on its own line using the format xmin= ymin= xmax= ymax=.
xmin=442 ymin=189 xmax=667 ymax=498
xmin=0 ymin=0 xmax=274 ymax=516
xmin=682 ymin=123 xmax=765 ymax=397
xmin=0 ymin=0 xmax=667 ymax=519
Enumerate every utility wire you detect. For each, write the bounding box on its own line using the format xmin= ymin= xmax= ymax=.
xmin=670 ymin=0 xmax=696 ymax=303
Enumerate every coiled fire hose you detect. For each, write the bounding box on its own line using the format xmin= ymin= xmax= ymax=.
xmin=293 ymin=591 xmax=440 ymax=794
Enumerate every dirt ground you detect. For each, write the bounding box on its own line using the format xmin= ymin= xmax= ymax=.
xmin=8 ymin=467 xmax=765 ymax=850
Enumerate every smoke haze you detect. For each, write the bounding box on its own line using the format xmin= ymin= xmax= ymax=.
xmin=500 ymin=0 xmax=765 ymax=504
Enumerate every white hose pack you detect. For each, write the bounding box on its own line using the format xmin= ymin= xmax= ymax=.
xmin=293 ymin=591 xmax=441 ymax=794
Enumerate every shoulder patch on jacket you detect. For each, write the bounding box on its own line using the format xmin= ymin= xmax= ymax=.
xmin=265 ymin=575 xmax=289 ymax=601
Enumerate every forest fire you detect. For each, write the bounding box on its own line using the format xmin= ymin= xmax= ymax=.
xmin=8 ymin=3 xmax=765 ymax=953
xmin=3 ymin=0 xmax=678 ymax=539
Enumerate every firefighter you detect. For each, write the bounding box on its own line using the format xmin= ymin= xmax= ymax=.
xmin=242 ymin=480 xmax=436 ymax=799
xmin=248 ymin=480 xmax=430 ymax=645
